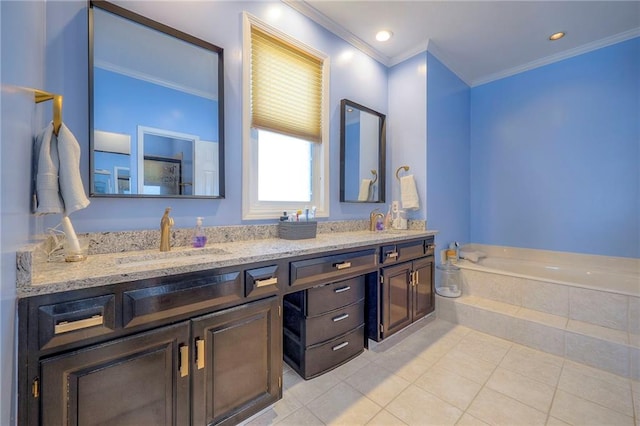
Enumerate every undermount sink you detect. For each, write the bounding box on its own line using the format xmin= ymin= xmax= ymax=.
xmin=115 ymin=246 xmax=230 ymax=265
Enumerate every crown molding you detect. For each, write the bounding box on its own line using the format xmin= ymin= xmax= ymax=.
xmin=282 ymin=0 xmax=391 ymax=66
xmin=283 ymin=1 xmax=639 ymax=87
xmin=424 ymin=41 xmax=473 ymax=86
xmin=388 ymin=39 xmax=430 ymax=68
xmin=471 ymin=27 xmax=640 ymax=87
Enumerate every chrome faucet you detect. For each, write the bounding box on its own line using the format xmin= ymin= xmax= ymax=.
xmin=160 ymin=207 xmax=174 ymax=252
xmin=369 ymin=208 xmax=384 ymax=232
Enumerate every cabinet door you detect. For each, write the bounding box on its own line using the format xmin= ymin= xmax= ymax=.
xmin=413 ymin=257 xmax=434 ymax=321
xmin=192 ymin=296 xmax=282 ymax=426
xmin=39 ymin=322 xmax=190 ymax=426
xmin=380 ymin=262 xmax=413 ymax=339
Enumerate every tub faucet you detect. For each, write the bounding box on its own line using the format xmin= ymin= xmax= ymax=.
xmin=369 ymin=208 xmax=384 ymax=232
xmin=160 ymin=207 xmax=174 ymax=252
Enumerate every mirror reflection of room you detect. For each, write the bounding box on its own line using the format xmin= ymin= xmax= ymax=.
xmin=90 ymin=2 xmax=224 ymax=198
xmin=340 ymin=99 xmax=386 ymax=203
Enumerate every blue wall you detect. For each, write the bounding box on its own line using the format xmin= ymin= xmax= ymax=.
xmin=94 ymin=68 xmax=218 ymax=140
xmin=470 ymin=38 xmax=639 ymax=258
xmin=388 ymin=53 xmax=427 ymax=221
xmin=344 ymin=122 xmax=360 ymax=199
xmin=426 ymin=52 xmax=471 ymax=255
xmin=1 ymin=3 xmax=47 ymax=424
xmin=38 ymin=1 xmax=389 ymax=232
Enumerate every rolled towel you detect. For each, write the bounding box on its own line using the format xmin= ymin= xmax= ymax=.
xmin=400 ymin=174 xmax=419 ymax=210
xmin=459 ymin=250 xmax=486 ymax=263
xmin=358 ymin=179 xmax=372 ymax=201
xmin=56 ymin=123 xmax=90 ymax=215
xmin=33 ymin=122 xmax=64 ymax=214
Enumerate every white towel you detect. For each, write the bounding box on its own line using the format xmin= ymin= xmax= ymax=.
xmin=400 ymin=174 xmax=419 ymax=210
xmin=460 ymin=250 xmax=486 ymax=263
xmin=33 ymin=122 xmax=64 ymax=214
xmin=33 ymin=121 xmax=89 ymax=215
xmin=57 ymin=123 xmax=90 ymax=215
xmin=357 ymin=179 xmax=372 ymax=201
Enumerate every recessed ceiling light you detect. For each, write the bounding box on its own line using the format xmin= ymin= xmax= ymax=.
xmin=549 ymin=31 xmax=566 ymax=41
xmin=376 ymin=30 xmax=393 ymax=42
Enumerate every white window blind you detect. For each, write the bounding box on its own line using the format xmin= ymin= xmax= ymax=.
xmin=250 ymin=25 xmax=323 ymax=143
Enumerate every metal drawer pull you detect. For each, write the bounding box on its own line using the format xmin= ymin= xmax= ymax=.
xmin=332 ymin=313 xmax=350 ymax=322
xmin=334 ymin=261 xmax=352 ymax=270
xmin=334 ymin=286 xmax=351 ymax=294
xmin=255 ymin=277 xmax=278 ymax=287
xmin=386 ymin=252 xmax=398 ymax=259
xmin=179 ymin=345 xmax=189 ymax=377
xmin=196 ymin=339 xmax=205 ymax=370
xmin=332 ymin=342 xmax=349 ymax=351
xmin=54 ymin=314 xmax=103 ymax=335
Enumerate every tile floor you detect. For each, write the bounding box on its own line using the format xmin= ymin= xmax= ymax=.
xmin=243 ymin=317 xmax=640 ymax=426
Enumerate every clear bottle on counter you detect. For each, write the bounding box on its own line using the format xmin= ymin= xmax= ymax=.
xmin=192 ymin=217 xmax=208 ymax=248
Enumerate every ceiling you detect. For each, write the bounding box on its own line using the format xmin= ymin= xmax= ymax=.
xmin=284 ymin=1 xmax=640 ymax=86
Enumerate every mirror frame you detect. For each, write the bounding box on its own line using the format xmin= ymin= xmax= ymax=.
xmin=88 ymin=0 xmax=225 ymax=198
xmin=339 ymin=99 xmax=386 ymax=203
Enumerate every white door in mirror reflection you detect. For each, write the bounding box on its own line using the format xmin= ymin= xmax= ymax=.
xmin=195 ymin=140 xmax=219 ymax=196
xmin=136 ymin=126 xmax=219 ymax=196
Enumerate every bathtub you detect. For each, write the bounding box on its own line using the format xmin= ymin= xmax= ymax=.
xmin=437 ymin=244 xmax=640 ymax=379
xmin=457 ymin=244 xmax=639 ymax=298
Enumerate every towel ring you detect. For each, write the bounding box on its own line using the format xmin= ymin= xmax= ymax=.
xmin=395 ymin=165 xmax=410 ymax=181
xmin=370 ymin=170 xmax=378 ymax=185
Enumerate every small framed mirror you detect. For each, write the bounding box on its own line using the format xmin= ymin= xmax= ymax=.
xmin=340 ymin=99 xmax=386 ymax=203
xmin=89 ymin=1 xmax=224 ymax=198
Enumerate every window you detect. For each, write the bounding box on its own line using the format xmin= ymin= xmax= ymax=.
xmin=242 ymin=13 xmax=329 ymax=220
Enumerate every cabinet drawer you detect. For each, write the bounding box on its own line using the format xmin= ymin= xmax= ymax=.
xmin=290 ymin=249 xmax=376 ymax=288
xmin=303 ymin=325 xmax=365 ymax=379
xmin=380 ymin=238 xmax=435 ymax=264
xmin=380 ymin=245 xmax=400 ymax=265
xmin=38 ymin=294 xmax=116 ymax=350
xmin=305 ymin=300 xmax=364 ymax=346
xmin=244 ymin=264 xmax=284 ymax=298
xmin=307 ymin=276 xmax=365 ymax=316
xmin=123 ymin=270 xmax=242 ymax=328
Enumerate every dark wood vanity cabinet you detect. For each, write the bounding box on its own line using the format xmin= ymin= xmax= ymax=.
xmin=373 ymin=237 xmax=435 ymax=340
xmin=19 ymin=266 xmax=283 ymax=426
xmin=191 ymin=297 xmax=281 ymax=425
xmin=18 ymin=235 xmax=436 ymax=424
xmin=39 ymin=322 xmax=191 ymax=426
xmin=283 ymin=248 xmax=377 ymax=379
xmin=283 ymin=277 xmax=366 ymax=379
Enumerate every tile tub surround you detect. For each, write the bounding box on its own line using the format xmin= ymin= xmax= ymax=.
xmin=16 ymin=220 xmax=432 ymax=297
xmin=460 ymin=243 xmax=639 ymax=297
xmin=241 ymin=319 xmax=640 ymax=426
xmin=437 ymin=259 xmax=640 ymax=379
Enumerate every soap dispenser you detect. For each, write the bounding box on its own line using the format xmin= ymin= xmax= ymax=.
xmin=192 ymin=217 xmax=207 ymax=248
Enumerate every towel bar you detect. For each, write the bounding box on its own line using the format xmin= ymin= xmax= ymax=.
xmin=34 ymin=89 xmax=63 ymax=136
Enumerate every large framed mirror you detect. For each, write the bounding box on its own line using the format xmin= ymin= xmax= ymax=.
xmin=340 ymin=99 xmax=386 ymax=203
xmin=89 ymin=1 xmax=224 ymax=198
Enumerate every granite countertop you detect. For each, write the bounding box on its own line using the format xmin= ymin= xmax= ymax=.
xmin=17 ymin=228 xmax=437 ymax=298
